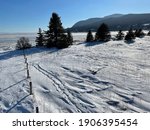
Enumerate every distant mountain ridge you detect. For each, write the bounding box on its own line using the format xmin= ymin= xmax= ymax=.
xmin=69 ymin=13 xmax=150 ymax=32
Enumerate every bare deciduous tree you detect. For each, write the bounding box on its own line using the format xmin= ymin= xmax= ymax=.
xmin=16 ymin=37 xmax=32 ymax=50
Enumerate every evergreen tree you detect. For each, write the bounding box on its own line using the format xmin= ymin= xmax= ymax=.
xmin=134 ymin=29 xmax=145 ymax=37
xmin=67 ymin=30 xmax=73 ymax=45
xmin=56 ymin=34 xmax=69 ymax=49
xmin=45 ymin=12 xmax=69 ymax=48
xmin=147 ymin=31 xmax=150 ymax=36
xmin=116 ymin=30 xmax=124 ymax=40
xmin=95 ymin=23 xmax=111 ymax=41
xmin=125 ymin=28 xmax=135 ymax=41
xmin=86 ymin=30 xmax=94 ymax=42
xmin=35 ymin=28 xmax=44 ymax=46
xmin=44 ymin=29 xmax=54 ymax=48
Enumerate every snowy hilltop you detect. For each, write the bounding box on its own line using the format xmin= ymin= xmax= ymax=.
xmin=0 ymin=32 xmax=150 ymax=113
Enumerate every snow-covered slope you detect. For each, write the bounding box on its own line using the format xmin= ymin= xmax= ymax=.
xmin=0 ymin=33 xmax=150 ymax=113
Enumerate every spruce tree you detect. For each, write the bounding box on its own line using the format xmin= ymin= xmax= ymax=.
xmin=116 ymin=30 xmax=124 ymax=40
xmin=147 ymin=31 xmax=150 ymax=36
xmin=35 ymin=28 xmax=44 ymax=46
xmin=67 ymin=30 xmax=73 ymax=45
xmin=95 ymin=23 xmax=111 ymax=41
xmin=134 ymin=29 xmax=145 ymax=37
xmin=45 ymin=12 xmax=70 ymax=48
xmin=125 ymin=28 xmax=135 ymax=41
xmin=86 ymin=30 xmax=94 ymax=42
xmin=56 ymin=34 xmax=69 ymax=49
xmin=44 ymin=29 xmax=53 ymax=48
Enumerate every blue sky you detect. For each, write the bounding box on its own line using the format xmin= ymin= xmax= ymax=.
xmin=0 ymin=0 xmax=150 ymax=33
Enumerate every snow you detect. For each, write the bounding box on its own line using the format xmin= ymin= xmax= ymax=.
xmin=0 ymin=32 xmax=150 ymax=113
xmin=143 ymin=23 xmax=150 ymax=26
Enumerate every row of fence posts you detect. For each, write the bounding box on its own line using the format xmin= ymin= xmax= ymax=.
xmin=23 ymin=50 xmax=39 ymax=113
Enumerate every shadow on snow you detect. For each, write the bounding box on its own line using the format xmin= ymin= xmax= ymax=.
xmin=77 ymin=41 xmax=108 ymax=47
xmin=5 ymin=94 xmax=31 ymax=113
xmin=0 ymin=47 xmax=59 ymax=61
xmin=0 ymin=78 xmax=27 ymax=93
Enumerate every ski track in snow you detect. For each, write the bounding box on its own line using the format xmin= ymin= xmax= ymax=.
xmin=32 ymin=64 xmax=97 ymax=112
xmin=0 ymin=32 xmax=150 ymax=112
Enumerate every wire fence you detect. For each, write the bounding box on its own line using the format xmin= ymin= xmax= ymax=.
xmin=23 ymin=50 xmax=39 ymax=113
xmin=0 ymin=50 xmax=39 ymax=113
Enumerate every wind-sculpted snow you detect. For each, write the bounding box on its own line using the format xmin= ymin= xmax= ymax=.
xmin=0 ymin=33 xmax=150 ymax=112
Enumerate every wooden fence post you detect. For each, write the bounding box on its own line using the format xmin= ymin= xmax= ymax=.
xmin=27 ymin=69 xmax=30 ymax=78
xmin=26 ymin=63 xmax=28 ymax=69
xmin=36 ymin=107 xmax=39 ymax=113
xmin=25 ymin=58 xmax=27 ymax=63
xmin=29 ymin=82 xmax=32 ymax=95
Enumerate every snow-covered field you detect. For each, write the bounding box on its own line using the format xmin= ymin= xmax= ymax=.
xmin=0 ymin=32 xmax=150 ymax=113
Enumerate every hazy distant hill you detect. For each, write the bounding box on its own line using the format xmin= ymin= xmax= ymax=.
xmin=69 ymin=13 xmax=150 ymax=32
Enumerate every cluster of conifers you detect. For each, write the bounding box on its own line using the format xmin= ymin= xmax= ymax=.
xmin=86 ymin=23 xmax=150 ymax=42
xmin=35 ymin=12 xmax=73 ymax=49
xmin=16 ymin=12 xmax=73 ymax=50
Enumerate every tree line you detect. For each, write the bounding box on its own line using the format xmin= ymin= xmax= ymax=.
xmin=16 ymin=12 xmax=150 ymax=50
xmin=86 ymin=23 xmax=150 ymax=42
